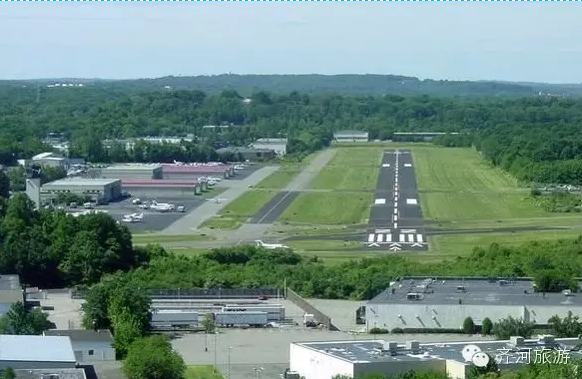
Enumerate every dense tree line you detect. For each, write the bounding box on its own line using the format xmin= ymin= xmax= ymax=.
xmin=5 ymin=74 xmax=582 ymax=97
xmin=0 ymin=193 xmax=150 ymax=288
xmin=3 ymin=86 xmax=582 ymax=186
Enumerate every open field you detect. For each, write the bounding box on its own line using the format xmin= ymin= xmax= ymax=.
xmin=412 ymin=147 xmax=549 ymax=225
xmin=186 ymin=366 xmax=223 ymax=379
xmin=309 ymin=148 xmax=382 ymax=191
xmin=254 ymin=164 xmax=303 ymax=190
xmin=199 ymin=190 xmax=277 ymax=230
xmin=279 ymin=192 xmax=373 ymax=225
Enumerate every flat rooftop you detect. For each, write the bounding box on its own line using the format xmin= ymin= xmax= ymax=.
xmin=104 ymin=164 xmax=162 ymax=170
xmin=43 ymin=178 xmax=121 ymax=187
xmin=0 ymin=274 xmax=20 ymax=291
xmin=368 ymin=276 xmax=582 ymax=306
xmin=294 ymin=336 xmax=582 ymax=365
xmin=15 ymin=369 xmax=86 ymax=379
xmin=0 ymin=335 xmax=76 ymax=362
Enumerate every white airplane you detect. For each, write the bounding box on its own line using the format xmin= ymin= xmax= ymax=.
xmin=121 ymin=214 xmax=142 ymax=223
xmin=150 ymin=200 xmax=175 ymax=212
xmin=255 ymin=240 xmax=290 ymax=250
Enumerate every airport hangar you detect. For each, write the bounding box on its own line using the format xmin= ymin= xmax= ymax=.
xmin=334 ymin=130 xmax=370 ymax=143
xmin=161 ymin=164 xmax=234 ymax=179
xmin=41 ymin=178 xmax=122 ymax=203
xmin=251 ymin=138 xmax=288 ymax=156
xmin=364 ymin=276 xmax=582 ymax=332
xmin=121 ymin=179 xmax=207 ymax=197
xmin=95 ymin=164 xmax=164 ymax=180
xmin=290 ymin=335 xmax=580 ymax=379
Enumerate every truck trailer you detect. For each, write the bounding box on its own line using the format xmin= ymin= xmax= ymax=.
xmin=215 ymin=311 xmax=268 ymax=327
xmin=222 ymin=305 xmax=285 ymax=321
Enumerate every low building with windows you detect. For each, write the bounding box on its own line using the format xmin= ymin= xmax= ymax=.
xmin=44 ymin=329 xmax=115 ymax=362
xmin=42 ymin=178 xmax=122 ymax=203
xmin=290 ymin=335 xmax=581 ymax=379
xmin=334 ymin=130 xmax=369 ymax=143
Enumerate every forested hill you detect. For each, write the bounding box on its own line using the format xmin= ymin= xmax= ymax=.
xmin=4 ymin=74 xmax=582 ymax=97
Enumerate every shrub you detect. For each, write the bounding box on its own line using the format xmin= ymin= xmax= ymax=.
xmin=369 ymin=327 xmax=389 ymax=334
xmin=463 ymin=317 xmax=476 ymax=334
xmin=482 ymin=318 xmax=493 ymax=335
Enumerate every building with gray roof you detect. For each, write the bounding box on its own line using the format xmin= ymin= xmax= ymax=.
xmin=0 ymin=335 xmax=76 ymax=370
xmin=41 ymin=178 xmax=122 ymax=204
xmin=0 ymin=275 xmax=24 ymax=316
xmin=290 ymin=335 xmax=582 ymax=379
xmin=44 ymin=330 xmax=115 ymax=362
xmin=251 ymin=138 xmax=288 ymax=156
xmin=14 ymin=368 xmax=87 ymax=379
xmin=334 ymin=130 xmax=369 ymax=143
xmin=366 ymin=276 xmax=582 ymax=331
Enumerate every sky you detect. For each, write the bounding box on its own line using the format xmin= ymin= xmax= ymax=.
xmin=0 ymin=2 xmax=580 ymax=83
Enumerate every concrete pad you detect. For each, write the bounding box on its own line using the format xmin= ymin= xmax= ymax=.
xmin=374 ymin=198 xmax=386 ymax=205
xmin=406 ymin=198 xmax=418 ymax=205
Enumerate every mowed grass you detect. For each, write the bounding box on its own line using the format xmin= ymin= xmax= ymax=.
xmin=279 ymin=192 xmax=373 ymax=225
xmin=310 ymin=148 xmax=382 ymax=190
xmin=254 ymin=164 xmax=302 ymax=189
xmin=186 ymin=366 xmax=223 ymax=379
xmin=412 ymin=147 xmax=550 ymax=224
xmin=199 ymin=190 xmax=277 ymax=229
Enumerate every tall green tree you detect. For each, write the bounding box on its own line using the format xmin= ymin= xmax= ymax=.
xmin=123 ymin=335 xmax=186 ymax=379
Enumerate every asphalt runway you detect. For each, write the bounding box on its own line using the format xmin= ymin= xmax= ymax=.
xmin=365 ymin=149 xmax=428 ymax=252
xmin=249 ymin=191 xmax=300 ymax=224
xmin=97 ymin=196 xmax=207 ymax=232
xmin=229 ymin=166 xmax=262 ymax=181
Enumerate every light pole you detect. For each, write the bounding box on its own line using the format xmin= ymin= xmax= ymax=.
xmin=228 ymin=347 xmax=233 ymax=379
xmin=254 ymin=367 xmax=264 ymax=379
xmin=204 ymin=332 xmax=208 ymax=352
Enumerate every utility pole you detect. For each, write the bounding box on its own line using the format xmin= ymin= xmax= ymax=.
xmin=213 ymin=332 xmax=218 ymax=373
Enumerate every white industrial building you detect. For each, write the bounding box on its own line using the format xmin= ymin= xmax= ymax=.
xmin=290 ymin=335 xmax=582 ymax=379
xmin=97 ymin=164 xmax=164 ymax=180
xmin=365 ymin=276 xmax=582 ymax=332
xmin=251 ymin=138 xmax=288 ymax=156
xmin=0 ymin=275 xmax=25 ymax=316
xmin=42 ymin=178 xmax=123 ymax=203
xmin=44 ymin=329 xmax=115 ymax=362
xmin=0 ymin=335 xmax=76 ymax=370
xmin=31 ymin=152 xmax=68 ymax=169
xmin=334 ymin=131 xmax=369 ymax=143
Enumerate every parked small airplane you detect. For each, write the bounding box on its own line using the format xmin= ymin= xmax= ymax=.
xmin=150 ymin=200 xmax=175 ymax=212
xmin=255 ymin=240 xmax=290 ymax=250
xmin=121 ymin=213 xmax=144 ymax=223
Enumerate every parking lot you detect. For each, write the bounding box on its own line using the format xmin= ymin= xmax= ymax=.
xmin=93 ymin=195 xmax=208 ymax=232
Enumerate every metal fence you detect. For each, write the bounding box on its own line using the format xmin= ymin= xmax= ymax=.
xmin=286 ymin=287 xmax=339 ymax=331
xmin=71 ymin=287 xmax=281 ymax=300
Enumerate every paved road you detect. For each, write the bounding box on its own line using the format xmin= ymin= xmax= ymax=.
xmin=162 ymin=166 xmax=279 ymax=234
xmin=248 ymin=149 xmax=337 ymax=226
xmin=366 ymin=149 xmax=428 ymax=252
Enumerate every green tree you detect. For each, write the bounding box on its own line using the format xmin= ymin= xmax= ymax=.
xmin=548 ymin=311 xmax=582 ymax=338
xmin=0 ymin=170 xmax=10 ymax=198
xmin=463 ymin=317 xmax=476 ymax=334
xmin=202 ymin=313 xmax=215 ymax=333
xmin=0 ymin=367 xmax=16 ymax=379
xmin=482 ymin=317 xmax=493 ymax=335
xmin=466 ymin=353 xmax=499 ymax=379
xmin=111 ymin=312 xmax=143 ymax=358
xmin=492 ymin=316 xmax=535 ymax=340
xmin=123 ymin=335 xmax=186 ymax=379
xmin=0 ymin=301 xmax=51 ymax=335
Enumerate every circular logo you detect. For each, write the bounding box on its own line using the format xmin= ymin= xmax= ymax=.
xmin=461 ymin=345 xmax=490 ymax=367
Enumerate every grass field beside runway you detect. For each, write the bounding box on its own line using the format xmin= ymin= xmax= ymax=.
xmin=412 ymin=146 xmax=553 ymax=225
xmin=253 ymin=164 xmax=303 ymax=190
xmin=309 ymin=147 xmax=383 ymax=190
xmin=278 ymin=192 xmax=373 ymax=225
xmin=200 ymin=190 xmax=277 ymax=230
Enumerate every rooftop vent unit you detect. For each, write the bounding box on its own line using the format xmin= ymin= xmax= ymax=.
xmin=510 ymin=336 xmax=525 ymax=346
xmin=383 ymin=341 xmax=399 ymax=356
xmin=406 ymin=340 xmax=420 ymax=354
xmin=406 ymin=292 xmax=424 ymax=301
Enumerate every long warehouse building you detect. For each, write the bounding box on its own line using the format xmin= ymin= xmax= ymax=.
xmin=365 ymin=276 xmax=582 ymax=332
xmin=122 ymin=179 xmax=207 ymax=196
xmin=98 ymin=164 xmax=164 ymax=180
xmin=42 ymin=178 xmax=122 ymax=203
xmin=162 ymin=164 xmax=234 ymax=179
